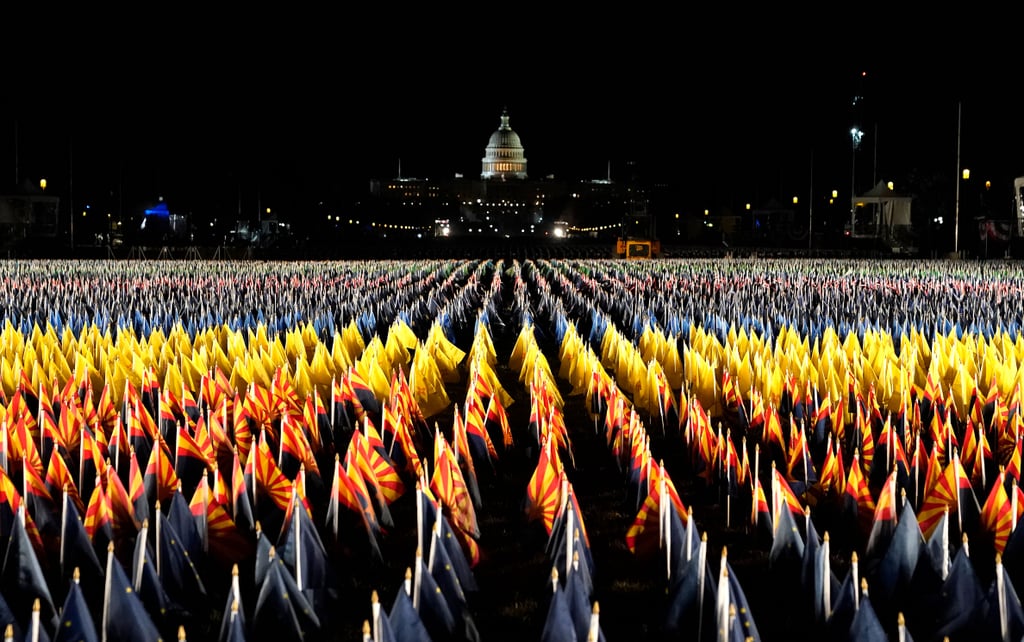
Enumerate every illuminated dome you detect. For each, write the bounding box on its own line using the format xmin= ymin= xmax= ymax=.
xmin=481 ymin=108 xmax=527 ymax=180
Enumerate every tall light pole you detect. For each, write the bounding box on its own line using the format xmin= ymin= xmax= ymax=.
xmin=850 ymin=127 xmax=863 ymax=236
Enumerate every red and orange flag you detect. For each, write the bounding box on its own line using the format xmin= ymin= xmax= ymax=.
xmin=524 ymin=436 xmax=563 ymax=535
xmin=430 ymin=430 xmax=480 ymax=539
xmin=981 ymin=469 xmax=1013 ymax=555
xmin=254 ymin=429 xmax=292 ymax=513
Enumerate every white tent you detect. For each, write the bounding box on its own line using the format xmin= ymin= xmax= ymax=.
xmin=854 ymin=180 xmax=912 ymax=236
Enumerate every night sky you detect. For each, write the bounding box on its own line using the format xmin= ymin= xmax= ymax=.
xmin=1 ymin=10 xmax=1020 ymax=224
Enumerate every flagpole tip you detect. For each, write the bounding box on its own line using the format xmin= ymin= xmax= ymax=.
xmin=851 ymin=551 xmax=858 ymax=563
xmin=405 ymin=567 xmax=412 ymax=581
xmin=178 ymin=625 xmax=186 ymax=640
xmin=232 ymin=563 xmax=239 ymax=576
xmin=371 ymin=590 xmax=379 ymax=604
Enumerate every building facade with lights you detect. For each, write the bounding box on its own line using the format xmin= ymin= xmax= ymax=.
xmin=362 ymin=108 xmax=651 ymax=240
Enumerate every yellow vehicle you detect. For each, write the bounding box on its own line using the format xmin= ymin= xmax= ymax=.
xmin=615 ymin=209 xmax=660 ymax=259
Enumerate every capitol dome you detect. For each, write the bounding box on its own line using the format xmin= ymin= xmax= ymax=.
xmin=481 ymin=108 xmax=527 ymax=180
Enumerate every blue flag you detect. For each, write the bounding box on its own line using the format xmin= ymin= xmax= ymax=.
xmin=102 ymin=544 xmax=163 ymax=642
xmin=388 ymin=582 xmax=431 ymax=642
xmin=540 ymin=578 xmax=577 ymax=642
xmin=54 ymin=573 xmax=98 ymax=642
xmin=1 ymin=508 xmax=57 ymax=635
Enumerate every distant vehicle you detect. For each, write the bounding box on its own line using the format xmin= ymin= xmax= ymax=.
xmin=615 ymin=200 xmax=659 ymax=259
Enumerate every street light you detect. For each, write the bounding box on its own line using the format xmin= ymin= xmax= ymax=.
xmin=850 ymin=127 xmax=864 ymax=236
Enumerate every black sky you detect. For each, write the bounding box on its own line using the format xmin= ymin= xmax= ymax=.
xmin=1 ymin=9 xmax=1020 ymax=221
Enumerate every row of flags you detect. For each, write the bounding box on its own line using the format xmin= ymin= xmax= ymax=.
xmin=4 ymin=255 xmax=1024 ymax=639
xmin=528 ymin=256 xmax=1024 ymax=640
xmin=0 ymin=260 xmax=529 ymax=640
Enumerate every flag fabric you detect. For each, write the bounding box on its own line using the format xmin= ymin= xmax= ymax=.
xmin=231 ymin=447 xmax=255 ymax=537
xmin=843 ymin=450 xmax=875 ymax=534
xmin=278 ymin=414 xmax=320 ymax=480
xmin=865 ymin=468 xmax=900 ymax=560
xmin=980 ymin=557 xmax=1024 ymax=642
xmin=54 ymin=570 xmax=98 ymax=642
xmin=191 ymin=475 xmax=253 ymax=566
xmin=847 ymin=584 xmax=888 ymax=642
xmin=419 ymin=488 xmax=478 ymax=592
xmin=415 ymin=555 xmax=457 ymax=642
xmin=253 ymin=546 xmax=321 ymax=640
xmin=980 ymin=469 xmax=1013 ymax=555
xmin=540 ymin=571 xmax=577 ymax=642
xmin=431 ymin=431 xmax=480 ymax=541
xmin=870 ymin=498 xmax=924 ymax=607
xmin=59 ymin=489 xmax=104 ymax=590
xmin=388 ymin=579 xmax=431 ymax=642
xmin=524 ymin=437 xmax=563 ymax=536
xmin=918 ymin=452 xmax=981 ymax=540
xmin=663 ymin=538 xmax=717 ymax=639
xmin=153 ymin=502 xmax=208 ymax=618
xmin=143 ymin=436 xmax=180 ymax=507
xmin=254 ymin=429 xmax=293 ymax=514
xmin=426 ymin=521 xmax=481 ymax=642
xmin=102 ymin=542 xmax=164 ymax=642
xmin=127 ymin=446 xmax=150 ymax=527
xmin=83 ymin=477 xmax=114 ymax=554
xmin=0 ymin=506 xmax=57 ymax=635
xmin=174 ymin=423 xmax=210 ymax=499
xmin=934 ymin=540 xmax=986 ymax=639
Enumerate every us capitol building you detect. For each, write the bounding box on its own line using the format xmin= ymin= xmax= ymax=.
xmin=366 ymin=108 xmax=646 ymax=238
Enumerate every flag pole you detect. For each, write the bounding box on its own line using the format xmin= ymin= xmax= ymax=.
xmin=413 ymin=547 xmax=423 ymax=610
xmin=660 ymin=471 xmax=670 ymax=580
xmin=155 ymin=500 xmax=162 ymax=577
xmin=696 ymin=532 xmax=707 ymax=642
xmin=293 ymin=486 xmax=303 ymax=591
xmin=60 ymin=485 xmax=69 ymax=573
xmin=102 ymin=542 xmax=114 ymax=642
xmin=823 ymin=532 xmax=832 ymax=620
xmin=997 ymin=553 xmax=1009 ymax=642
xmin=415 ymin=482 xmax=423 ymax=558
xmin=685 ymin=506 xmax=694 ymax=563
xmin=371 ymin=590 xmax=382 ymax=642
xmin=134 ymin=519 xmax=149 ymax=591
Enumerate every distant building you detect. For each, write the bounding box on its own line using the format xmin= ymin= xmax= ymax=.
xmin=364 ymin=108 xmax=648 ymax=239
xmin=480 ymin=108 xmax=528 ymax=180
xmin=0 ymin=180 xmax=59 ymax=251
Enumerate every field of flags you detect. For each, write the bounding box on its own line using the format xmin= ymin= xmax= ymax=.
xmin=1 ymin=257 xmax=1024 ymax=640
